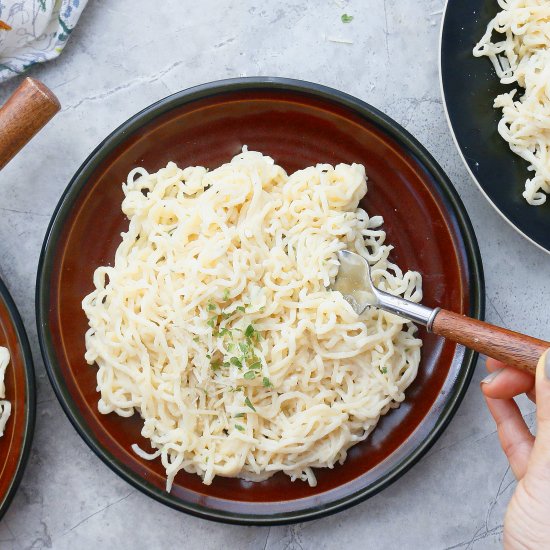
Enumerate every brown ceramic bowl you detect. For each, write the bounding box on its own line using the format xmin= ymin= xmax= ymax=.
xmin=0 ymin=277 xmax=35 ymax=519
xmin=36 ymin=78 xmax=484 ymax=525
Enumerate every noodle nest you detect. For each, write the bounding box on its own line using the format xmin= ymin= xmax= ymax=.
xmin=83 ymin=149 xmax=422 ymax=489
xmin=474 ymin=0 xmax=550 ymax=205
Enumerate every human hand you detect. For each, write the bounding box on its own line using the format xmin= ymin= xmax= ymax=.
xmin=481 ymin=351 xmax=550 ymax=549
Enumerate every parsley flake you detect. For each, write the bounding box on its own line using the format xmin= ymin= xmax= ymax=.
xmin=243 ymin=370 xmax=256 ymax=380
xmin=341 ymin=13 xmax=354 ymax=23
xmin=235 ymin=424 xmax=245 ymax=432
xmin=239 ymin=342 xmax=249 ymax=355
xmin=207 ymin=302 xmax=217 ymax=311
xmin=230 ymin=357 xmax=242 ymax=369
xmin=244 ymin=396 xmax=256 ymax=411
xmin=250 ymin=361 xmax=262 ymax=370
xmin=379 ymin=367 xmax=388 ymax=374
xmin=262 ymin=377 xmax=273 ymax=388
xmin=244 ymin=325 xmax=255 ymax=338
xmin=223 ymin=289 xmax=230 ymax=301
xmin=234 ymin=413 xmax=245 ymax=418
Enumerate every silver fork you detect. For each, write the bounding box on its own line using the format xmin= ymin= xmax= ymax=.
xmin=332 ymin=250 xmax=549 ymax=375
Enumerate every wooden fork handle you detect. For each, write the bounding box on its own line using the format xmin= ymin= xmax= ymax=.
xmin=0 ymin=77 xmax=60 ymax=170
xmin=431 ymin=309 xmax=549 ymax=375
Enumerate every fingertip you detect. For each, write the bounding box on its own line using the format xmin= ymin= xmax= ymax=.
xmin=480 ymin=368 xmax=503 ymax=396
xmin=480 ymin=366 xmax=534 ymax=400
xmin=485 ymin=357 xmax=508 ymax=373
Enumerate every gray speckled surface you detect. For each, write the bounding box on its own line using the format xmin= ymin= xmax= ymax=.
xmin=0 ymin=1 xmax=547 ymax=548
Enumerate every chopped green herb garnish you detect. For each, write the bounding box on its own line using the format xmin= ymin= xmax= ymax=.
xmin=249 ymin=361 xmax=262 ymax=370
xmin=211 ymin=361 xmax=222 ymax=371
xmin=227 ymin=342 xmax=236 ymax=353
xmin=223 ymin=289 xmax=230 ymax=301
xmin=218 ymin=327 xmax=230 ymax=337
xmin=230 ymin=357 xmax=242 ymax=369
xmin=236 ymin=306 xmax=246 ymax=313
xmin=235 ymin=424 xmax=245 ymax=432
xmin=239 ymin=342 xmax=249 ymax=355
xmin=207 ymin=302 xmax=217 ymax=311
xmin=193 ymin=336 xmax=200 ymax=343
xmin=379 ymin=367 xmax=388 ymax=374
xmin=341 ymin=13 xmax=353 ymax=23
xmin=263 ymin=377 xmax=273 ymax=388
xmin=243 ymin=370 xmax=256 ymax=380
xmin=206 ymin=354 xmax=211 ymax=359
xmin=234 ymin=413 xmax=245 ymax=418
xmin=244 ymin=396 xmax=256 ymax=411
xmin=207 ymin=317 xmax=216 ymax=328
xmin=244 ymin=325 xmax=255 ymax=338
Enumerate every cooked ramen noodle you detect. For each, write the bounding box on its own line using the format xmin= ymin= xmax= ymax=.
xmin=0 ymin=347 xmax=11 ymax=437
xmin=474 ymin=0 xmax=550 ymax=205
xmin=83 ymin=149 xmax=422 ymax=489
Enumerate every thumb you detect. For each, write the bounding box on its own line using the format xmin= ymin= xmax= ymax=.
xmin=529 ymin=349 xmax=550 ymax=478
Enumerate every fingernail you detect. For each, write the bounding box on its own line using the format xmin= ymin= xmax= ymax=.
xmin=481 ymin=369 xmax=503 ymax=385
xmin=545 ymin=351 xmax=550 ymax=380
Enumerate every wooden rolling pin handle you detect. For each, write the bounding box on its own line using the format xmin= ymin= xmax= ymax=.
xmin=431 ymin=309 xmax=550 ymax=375
xmin=0 ymin=77 xmax=60 ymax=170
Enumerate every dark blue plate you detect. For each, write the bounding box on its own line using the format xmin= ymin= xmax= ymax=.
xmin=440 ymin=0 xmax=550 ymax=253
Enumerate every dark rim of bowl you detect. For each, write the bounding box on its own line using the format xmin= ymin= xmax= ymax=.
xmin=36 ymin=77 xmax=485 ymax=526
xmin=0 ymin=276 xmax=36 ymax=521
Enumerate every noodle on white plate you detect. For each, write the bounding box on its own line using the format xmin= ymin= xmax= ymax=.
xmin=0 ymin=347 xmax=11 ymax=437
xmin=474 ymin=0 xmax=550 ymax=205
xmin=82 ymin=149 xmax=422 ymax=490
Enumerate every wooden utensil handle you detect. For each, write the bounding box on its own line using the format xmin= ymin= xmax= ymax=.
xmin=431 ymin=309 xmax=549 ymax=375
xmin=0 ymin=77 xmax=60 ymax=170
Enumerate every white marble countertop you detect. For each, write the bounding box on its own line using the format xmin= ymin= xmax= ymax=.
xmin=0 ymin=1 xmax=548 ymax=548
